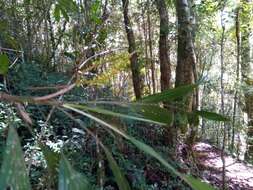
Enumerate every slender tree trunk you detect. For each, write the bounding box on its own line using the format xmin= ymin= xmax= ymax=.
xmin=220 ymin=18 xmax=226 ymax=190
xmin=147 ymin=1 xmax=156 ymax=93
xmin=231 ymin=7 xmax=240 ymax=153
xmin=122 ymin=0 xmax=143 ymax=99
xmin=143 ymin=18 xmax=152 ymax=94
xmin=47 ymin=12 xmax=56 ymax=69
xmin=156 ymin=0 xmax=171 ymax=91
xmin=24 ymin=0 xmax=32 ymax=62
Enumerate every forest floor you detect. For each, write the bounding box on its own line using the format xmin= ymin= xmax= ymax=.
xmin=194 ymin=142 xmax=253 ymax=190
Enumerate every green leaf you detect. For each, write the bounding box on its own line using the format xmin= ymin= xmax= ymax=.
xmin=86 ymin=102 xmax=173 ymax=125
xmin=103 ymin=146 xmax=131 ymax=190
xmin=184 ymin=175 xmax=216 ymax=190
xmin=0 ymin=54 xmax=9 ymax=75
xmin=141 ymin=84 xmax=197 ymax=103
xmin=54 ymin=4 xmax=61 ymax=22
xmin=129 ymin=104 xmax=173 ymax=125
xmin=67 ymin=104 xmax=168 ymax=126
xmin=60 ymin=8 xmax=69 ymax=22
xmin=40 ymin=143 xmax=60 ymax=182
xmin=63 ymin=105 xmax=215 ymax=190
xmin=0 ymin=126 xmax=31 ymax=189
xmin=58 ymin=0 xmax=78 ymax=12
xmin=58 ymin=155 xmax=92 ymax=190
xmin=129 ymin=137 xmax=180 ymax=175
xmin=195 ymin=110 xmax=230 ymax=122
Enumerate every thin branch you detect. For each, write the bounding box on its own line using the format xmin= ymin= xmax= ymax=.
xmin=33 ymin=83 xmax=76 ymax=101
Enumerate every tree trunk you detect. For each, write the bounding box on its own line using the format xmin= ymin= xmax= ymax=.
xmin=167 ymin=0 xmax=196 ymax=149
xmin=122 ymin=0 xmax=143 ymax=99
xmin=175 ymin=0 xmax=195 ymax=104
xmin=220 ymin=10 xmax=226 ymax=190
xmin=143 ymin=14 xmax=152 ymax=94
xmin=24 ymin=0 xmax=32 ymax=62
xmin=241 ymin=0 xmax=253 ymax=162
xmin=231 ymin=7 xmax=240 ymax=153
xmin=156 ymin=0 xmax=171 ymax=91
xmin=47 ymin=11 xmax=56 ymax=70
xmin=147 ymin=1 xmax=156 ymax=93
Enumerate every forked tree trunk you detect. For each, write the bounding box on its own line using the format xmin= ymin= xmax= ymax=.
xmin=122 ymin=0 xmax=143 ymax=99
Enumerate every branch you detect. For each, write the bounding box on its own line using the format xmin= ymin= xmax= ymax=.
xmin=33 ymin=83 xmax=76 ymax=101
xmin=77 ymin=48 xmax=125 ymax=70
xmin=0 ymin=92 xmax=61 ymax=106
xmin=27 ymin=85 xmax=69 ymax=91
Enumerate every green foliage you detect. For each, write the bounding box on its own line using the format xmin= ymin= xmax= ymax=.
xmin=67 ymin=103 xmax=171 ymax=126
xmin=140 ymin=84 xmax=197 ymax=103
xmin=195 ymin=110 xmax=230 ymax=122
xmin=0 ymin=54 xmax=9 ymax=75
xmin=0 ymin=126 xmax=31 ymax=190
xmin=103 ymin=146 xmax=131 ymax=190
xmin=40 ymin=143 xmax=60 ymax=183
xmin=90 ymin=0 xmax=102 ymax=24
xmin=54 ymin=0 xmax=78 ymax=22
xmin=63 ymin=101 xmax=217 ymax=190
xmin=58 ymin=155 xmax=92 ymax=190
xmin=184 ymin=175 xmax=216 ymax=190
xmin=54 ymin=4 xmax=61 ymax=22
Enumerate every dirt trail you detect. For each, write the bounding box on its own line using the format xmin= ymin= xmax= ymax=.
xmin=194 ymin=142 xmax=253 ymax=190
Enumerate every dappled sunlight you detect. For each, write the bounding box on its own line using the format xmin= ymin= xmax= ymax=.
xmin=194 ymin=142 xmax=253 ymax=189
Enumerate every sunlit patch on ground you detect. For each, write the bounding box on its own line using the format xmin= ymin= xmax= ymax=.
xmin=194 ymin=142 xmax=253 ymax=190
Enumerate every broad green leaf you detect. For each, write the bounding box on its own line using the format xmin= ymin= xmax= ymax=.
xmin=67 ymin=104 xmax=168 ymax=126
xmin=184 ymin=175 xmax=216 ymax=190
xmin=0 ymin=126 xmax=31 ymax=189
xmin=63 ymin=105 xmax=215 ymax=190
xmin=58 ymin=155 xmax=92 ymax=190
xmin=40 ymin=143 xmax=60 ymax=182
xmin=129 ymin=137 xmax=180 ymax=175
xmin=54 ymin=4 xmax=61 ymax=22
xmin=0 ymin=54 xmax=9 ymax=75
xmin=195 ymin=110 xmax=229 ymax=122
xmin=103 ymin=146 xmax=131 ymax=190
xmin=141 ymin=84 xmax=197 ymax=103
xmin=87 ymin=101 xmax=173 ymax=125
xmin=130 ymin=104 xmax=173 ymax=125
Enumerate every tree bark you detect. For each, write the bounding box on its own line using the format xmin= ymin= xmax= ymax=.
xmin=122 ymin=0 xmax=143 ymax=99
xmin=220 ymin=11 xmax=226 ymax=190
xmin=241 ymin=0 xmax=253 ymax=162
xmin=147 ymin=1 xmax=156 ymax=93
xmin=24 ymin=0 xmax=32 ymax=62
xmin=231 ymin=7 xmax=240 ymax=153
xmin=156 ymin=0 xmax=171 ymax=91
xmin=163 ymin=0 xmax=196 ymax=149
xmin=175 ymin=0 xmax=195 ymax=105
